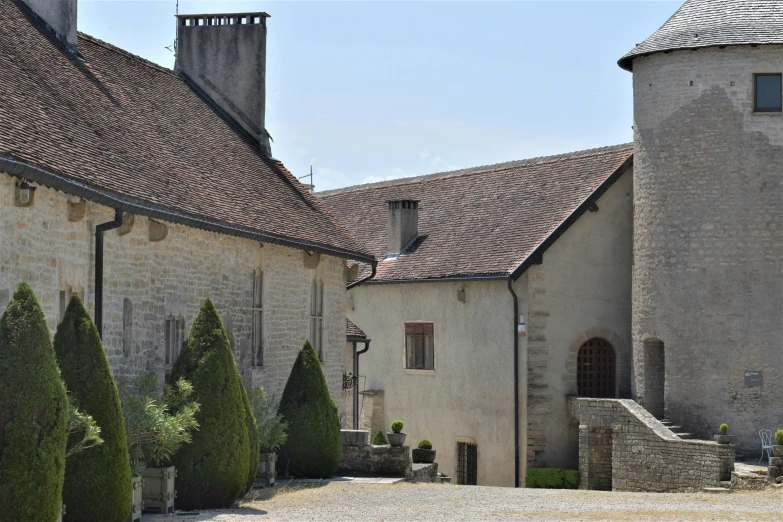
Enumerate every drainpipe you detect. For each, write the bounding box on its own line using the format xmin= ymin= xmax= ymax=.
xmin=95 ymin=209 xmax=123 ymax=339
xmin=353 ymin=339 xmax=370 ymax=429
xmin=508 ymin=277 xmax=520 ymax=488
xmin=346 ymin=262 xmax=377 ymax=290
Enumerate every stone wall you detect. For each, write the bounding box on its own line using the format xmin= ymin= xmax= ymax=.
xmin=631 ymin=45 xmax=783 ymax=455
xmin=569 ymin=398 xmax=735 ymax=492
xmin=338 ymin=445 xmax=411 ymax=477
xmin=0 ymin=172 xmax=348 ymax=404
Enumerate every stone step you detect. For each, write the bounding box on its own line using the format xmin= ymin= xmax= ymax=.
xmin=660 ymin=420 xmax=673 ymax=426
xmin=677 ymin=433 xmax=696 ymax=439
xmin=703 ymin=487 xmax=731 ymax=494
xmin=719 ymin=481 xmax=732 ymax=488
xmin=668 ymin=425 xmax=684 ymax=432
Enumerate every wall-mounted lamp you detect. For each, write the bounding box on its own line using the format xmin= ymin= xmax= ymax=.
xmin=15 ymin=181 xmax=36 ymax=207
xmin=517 ymin=314 xmax=526 ymax=336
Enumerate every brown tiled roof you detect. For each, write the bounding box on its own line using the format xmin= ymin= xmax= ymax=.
xmin=346 ymin=319 xmax=368 ymax=341
xmin=319 ymin=144 xmax=633 ymax=282
xmin=0 ymin=0 xmax=371 ymax=261
xmin=619 ymin=0 xmax=783 ymax=71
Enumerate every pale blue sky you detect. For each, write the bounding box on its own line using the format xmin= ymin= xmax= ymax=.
xmin=78 ymin=1 xmax=680 ymax=190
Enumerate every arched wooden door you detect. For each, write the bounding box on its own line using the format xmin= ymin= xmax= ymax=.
xmin=577 ymin=338 xmax=616 ymax=398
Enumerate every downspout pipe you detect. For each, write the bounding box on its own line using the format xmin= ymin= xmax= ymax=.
xmin=95 ymin=209 xmax=123 ymax=339
xmin=508 ymin=277 xmax=520 ymax=488
xmin=353 ymin=339 xmax=371 ymax=430
xmin=346 ymin=262 xmax=377 ymax=290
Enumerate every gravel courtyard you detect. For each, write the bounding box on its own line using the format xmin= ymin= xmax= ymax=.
xmin=158 ymin=482 xmax=782 ymax=521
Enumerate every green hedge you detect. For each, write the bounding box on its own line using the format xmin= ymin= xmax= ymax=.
xmin=170 ymin=299 xmax=251 ymax=509
xmin=276 ymin=340 xmax=342 ymax=478
xmin=54 ymin=296 xmax=132 ymax=522
xmin=525 ymin=468 xmax=580 ymax=489
xmin=0 ymin=282 xmax=69 ymax=522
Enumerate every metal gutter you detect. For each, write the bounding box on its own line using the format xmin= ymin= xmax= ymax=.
xmin=361 ymin=273 xmax=508 ymax=285
xmin=346 ymin=262 xmax=377 ymax=290
xmin=95 ymin=210 xmax=123 ymax=338
xmin=0 ymin=155 xmax=376 ymax=263
xmin=509 ymin=155 xmax=633 ymax=282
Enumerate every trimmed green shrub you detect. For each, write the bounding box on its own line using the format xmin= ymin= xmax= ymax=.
xmin=276 ymin=340 xmax=342 ymax=478
xmin=170 ymin=299 xmax=251 ymax=509
xmin=0 ymin=282 xmax=68 ymax=522
xmin=371 ymin=431 xmax=388 ymax=445
xmin=240 ymin=382 xmax=260 ymax=494
xmin=776 ymin=429 xmax=783 ymax=446
xmin=719 ymin=423 xmax=728 ymax=435
xmin=391 ymin=420 xmax=404 ymax=433
xmin=525 ymin=468 xmax=580 ymax=489
xmin=417 ymin=439 xmax=433 ymax=450
xmin=54 ymin=296 xmax=132 ymax=522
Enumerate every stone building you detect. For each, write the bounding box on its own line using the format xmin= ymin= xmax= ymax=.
xmin=0 ymin=0 xmax=375 ymax=407
xmin=319 ymin=0 xmax=782 ymax=488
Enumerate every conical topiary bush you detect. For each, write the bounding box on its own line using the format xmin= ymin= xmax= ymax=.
xmin=54 ymin=296 xmax=132 ymax=522
xmin=170 ymin=299 xmax=251 ymax=509
xmin=0 ymin=282 xmax=68 ymax=522
xmin=276 ymin=340 xmax=341 ymax=478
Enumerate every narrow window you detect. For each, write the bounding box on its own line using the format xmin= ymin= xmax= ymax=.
xmin=405 ymin=323 xmax=434 ymax=370
xmin=252 ymin=268 xmax=264 ymax=366
xmin=165 ymin=315 xmax=185 ymax=370
xmin=456 ymin=441 xmax=478 ymax=485
xmin=59 ymin=288 xmax=73 ymax=323
xmin=310 ymin=280 xmax=324 ymax=361
xmin=754 ymin=73 xmax=782 ymax=112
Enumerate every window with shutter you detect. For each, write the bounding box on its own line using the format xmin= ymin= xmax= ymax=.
xmin=310 ymin=279 xmax=324 ymax=361
xmin=252 ymin=268 xmax=264 ymax=366
xmin=404 ymin=322 xmax=434 ymax=370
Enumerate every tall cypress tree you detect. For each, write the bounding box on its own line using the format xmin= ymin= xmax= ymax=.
xmin=0 ymin=282 xmax=68 ymax=522
xmin=170 ymin=299 xmax=251 ymax=509
xmin=277 ymin=340 xmax=342 ymax=478
xmin=54 ymin=296 xmax=132 ymax=522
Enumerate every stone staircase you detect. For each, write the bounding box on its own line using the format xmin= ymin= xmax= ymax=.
xmin=659 ymin=419 xmax=698 ymax=440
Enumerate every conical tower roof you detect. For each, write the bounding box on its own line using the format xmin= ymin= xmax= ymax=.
xmin=619 ymin=0 xmax=783 ymax=71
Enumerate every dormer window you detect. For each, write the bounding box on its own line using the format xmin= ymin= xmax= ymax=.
xmin=754 ymin=73 xmax=782 ymax=113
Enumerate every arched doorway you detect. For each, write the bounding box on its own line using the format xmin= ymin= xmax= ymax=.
xmin=577 ymin=338 xmax=616 ymax=398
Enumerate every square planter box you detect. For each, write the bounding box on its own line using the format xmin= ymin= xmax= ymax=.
xmin=126 ymin=475 xmax=143 ymax=522
xmin=257 ymin=452 xmax=276 ymax=487
xmin=141 ymin=466 xmax=176 ymax=514
xmin=57 ymin=503 xmax=65 ymax=522
xmin=773 ymin=445 xmax=783 ymax=457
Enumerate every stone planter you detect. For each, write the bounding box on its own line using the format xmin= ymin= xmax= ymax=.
xmin=257 ymin=452 xmax=276 ymax=487
xmin=126 ymin=475 xmax=143 ymax=522
xmin=387 ymin=432 xmax=406 ymax=447
xmin=714 ymin=434 xmax=735 ymax=444
xmin=57 ymin=503 xmax=65 ymax=522
xmin=141 ymin=466 xmax=176 ymax=514
xmin=412 ymin=448 xmax=436 ymax=464
xmin=773 ymin=445 xmax=783 ymax=457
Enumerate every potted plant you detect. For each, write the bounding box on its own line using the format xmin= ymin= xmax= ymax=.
xmin=61 ymin=396 xmax=105 ymax=522
xmin=118 ymin=374 xmax=199 ymax=515
xmin=247 ymin=385 xmax=288 ymax=487
xmin=774 ymin=429 xmax=783 ymax=457
xmin=387 ymin=420 xmax=407 ymax=447
xmin=412 ymin=439 xmax=436 ymax=464
xmin=714 ymin=423 xmax=734 ymax=444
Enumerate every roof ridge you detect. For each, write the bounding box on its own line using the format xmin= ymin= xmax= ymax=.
xmin=77 ymin=31 xmax=178 ymax=77
xmin=318 ymin=143 xmax=633 ymax=196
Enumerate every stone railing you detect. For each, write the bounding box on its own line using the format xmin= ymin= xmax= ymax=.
xmin=568 ymin=398 xmax=734 ymax=492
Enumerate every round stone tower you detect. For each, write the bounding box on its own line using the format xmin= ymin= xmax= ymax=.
xmin=619 ymin=0 xmax=783 ymax=455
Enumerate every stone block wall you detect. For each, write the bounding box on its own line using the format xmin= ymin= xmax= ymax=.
xmin=0 ymin=173 xmax=348 ymax=405
xmin=338 ymin=445 xmax=411 ymax=477
xmin=569 ymin=398 xmax=735 ymax=492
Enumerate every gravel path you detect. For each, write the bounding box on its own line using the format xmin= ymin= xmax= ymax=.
xmin=158 ymin=482 xmax=782 ymax=521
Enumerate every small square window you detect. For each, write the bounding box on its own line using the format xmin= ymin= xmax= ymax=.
xmin=405 ymin=323 xmax=434 ymax=370
xmin=754 ymin=73 xmax=782 ymax=112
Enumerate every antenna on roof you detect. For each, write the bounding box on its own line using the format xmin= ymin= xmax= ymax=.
xmin=165 ymin=0 xmax=179 ymax=55
xmin=299 ymin=166 xmax=315 ymax=193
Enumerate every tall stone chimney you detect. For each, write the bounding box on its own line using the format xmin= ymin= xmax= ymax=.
xmin=387 ymin=200 xmax=419 ymax=258
xmin=175 ymin=13 xmax=272 ymax=157
xmin=22 ymin=0 xmax=78 ymax=53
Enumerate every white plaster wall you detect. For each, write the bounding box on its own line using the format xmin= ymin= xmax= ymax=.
xmin=0 ymin=172 xmax=347 ymax=406
xmin=348 ymin=278 xmax=524 ymax=487
xmin=525 ymin=169 xmax=634 ymax=470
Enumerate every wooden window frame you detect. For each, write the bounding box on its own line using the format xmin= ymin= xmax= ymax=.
xmin=252 ymin=268 xmax=264 ymax=367
xmin=404 ymin=322 xmax=435 ymax=371
xmin=754 ymin=73 xmax=782 ymax=113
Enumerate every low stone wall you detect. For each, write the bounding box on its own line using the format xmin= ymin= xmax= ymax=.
xmin=407 ymin=463 xmax=439 ymax=483
xmin=338 ymin=445 xmax=411 ymax=477
xmin=569 ymin=398 xmax=734 ymax=492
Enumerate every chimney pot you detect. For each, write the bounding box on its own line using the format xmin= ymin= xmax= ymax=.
xmin=387 ymin=200 xmax=419 ymax=259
